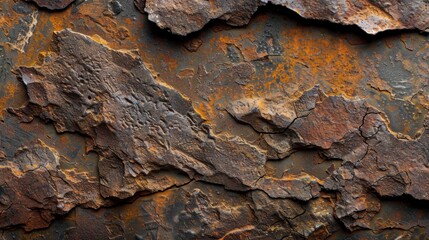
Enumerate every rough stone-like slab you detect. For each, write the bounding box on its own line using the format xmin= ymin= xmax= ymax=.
xmin=11 ymin=29 xmax=267 ymax=199
xmin=144 ymin=0 xmax=262 ymax=36
xmin=0 ymin=141 xmax=102 ymax=231
xmin=143 ymin=0 xmax=429 ymax=35
xmin=6 ymin=28 xmax=429 ymax=235
xmin=26 ymin=0 xmax=75 ymax=10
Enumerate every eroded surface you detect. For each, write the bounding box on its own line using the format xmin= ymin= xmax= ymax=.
xmin=26 ymin=0 xmax=75 ymax=10
xmin=0 ymin=0 xmax=428 ymax=239
xmin=143 ymin=0 xmax=429 ymax=35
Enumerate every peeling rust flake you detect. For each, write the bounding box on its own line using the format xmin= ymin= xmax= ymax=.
xmin=143 ymin=0 xmax=429 ymax=35
xmin=144 ymin=0 xmax=262 ymax=36
xmin=1 ymin=0 xmax=429 ymax=238
xmin=26 ymin=0 xmax=76 ymax=10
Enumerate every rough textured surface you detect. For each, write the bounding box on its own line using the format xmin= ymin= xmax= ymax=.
xmin=10 ymin=29 xmax=266 ymax=198
xmin=0 ymin=141 xmax=103 ymax=231
xmin=227 ymin=87 xmax=429 ymax=230
xmin=7 ymin=29 xmax=429 ymax=233
xmin=25 ymin=0 xmax=75 ymax=10
xmin=325 ymin=113 xmax=429 ymax=230
xmin=144 ymin=0 xmax=262 ymax=36
xmin=268 ymin=0 xmax=429 ymax=34
xmin=7 ymin=29 xmax=322 ymax=229
xmin=0 ymin=0 xmax=429 ymax=239
xmin=144 ymin=0 xmax=429 ymax=35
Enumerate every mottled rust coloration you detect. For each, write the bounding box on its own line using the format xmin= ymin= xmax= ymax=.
xmin=0 ymin=0 xmax=428 ymax=239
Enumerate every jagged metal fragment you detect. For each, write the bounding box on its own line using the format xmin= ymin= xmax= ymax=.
xmin=267 ymin=0 xmax=429 ymax=34
xmin=0 ymin=181 xmax=341 ymax=239
xmin=144 ymin=0 xmax=262 ymax=36
xmin=26 ymin=0 xmax=75 ymax=10
xmin=324 ymin=112 xmax=429 ymax=230
xmin=0 ymin=140 xmax=102 ymax=231
xmin=143 ymin=0 xmax=429 ymax=35
xmin=228 ymin=87 xmax=429 ymax=230
xmin=11 ymin=29 xmax=268 ymax=201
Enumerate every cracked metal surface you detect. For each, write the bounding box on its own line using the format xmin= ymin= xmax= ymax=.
xmin=0 ymin=0 xmax=428 ymax=239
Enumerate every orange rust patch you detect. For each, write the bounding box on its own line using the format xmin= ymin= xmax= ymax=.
xmin=0 ymin=81 xmax=19 ymax=118
xmin=199 ymin=25 xmax=364 ymax=127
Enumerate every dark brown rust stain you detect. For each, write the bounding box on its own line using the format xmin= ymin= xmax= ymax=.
xmin=26 ymin=0 xmax=75 ymax=10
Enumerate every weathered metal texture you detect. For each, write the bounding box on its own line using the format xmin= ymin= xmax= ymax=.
xmin=0 ymin=0 xmax=428 ymax=239
xmin=144 ymin=0 xmax=429 ymax=35
xmin=25 ymin=0 xmax=76 ymax=10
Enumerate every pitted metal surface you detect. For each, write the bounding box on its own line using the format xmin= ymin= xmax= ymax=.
xmin=0 ymin=0 xmax=428 ymax=239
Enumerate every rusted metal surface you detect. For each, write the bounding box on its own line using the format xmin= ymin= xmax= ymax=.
xmin=26 ymin=0 xmax=76 ymax=10
xmin=0 ymin=0 xmax=428 ymax=239
xmin=144 ymin=0 xmax=429 ymax=35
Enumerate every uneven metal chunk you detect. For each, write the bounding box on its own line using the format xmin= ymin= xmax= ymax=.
xmin=143 ymin=0 xmax=429 ymax=35
xmin=26 ymin=0 xmax=75 ymax=10
xmin=11 ymin=29 xmax=269 ymax=200
xmin=1 ymin=1 xmax=429 ymax=237
xmin=144 ymin=0 xmax=262 ymax=36
xmin=267 ymin=0 xmax=429 ymax=34
xmin=228 ymin=87 xmax=429 ymax=230
xmin=0 ymin=141 xmax=102 ymax=231
xmin=324 ymin=112 xmax=429 ymax=230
